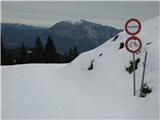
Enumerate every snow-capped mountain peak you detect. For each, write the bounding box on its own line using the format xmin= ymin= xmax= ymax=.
xmin=41 ymin=19 xmax=122 ymax=53
xmin=60 ymin=19 xmax=85 ymax=25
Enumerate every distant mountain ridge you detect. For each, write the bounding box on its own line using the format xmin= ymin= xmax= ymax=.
xmin=2 ymin=20 xmax=122 ymax=53
xmin=1 ymin=23 xmax=47 ymax=48
xmin=1 ymin=23 xmax=48 ymax=30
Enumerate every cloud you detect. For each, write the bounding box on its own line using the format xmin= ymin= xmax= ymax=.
xmin=2 ymin=1 xmax=159 ymax=28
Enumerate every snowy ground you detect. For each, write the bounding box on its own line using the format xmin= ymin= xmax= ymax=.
xmin=1 ymin=17 xmax=159 ymax=119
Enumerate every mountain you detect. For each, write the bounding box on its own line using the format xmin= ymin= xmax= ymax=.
xmin=1 ymin=20 xmax=122 ymax=54
xmin=1 ymin=23 xmax=47 ymax=48
xmin=2 ymin=17 xmax=159 ymax=119
xmin=40 ymin=20 xmax=122 ymax=53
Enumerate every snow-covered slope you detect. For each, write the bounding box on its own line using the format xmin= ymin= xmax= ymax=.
xmin=2 ymin=17 xmax=159 ymax=119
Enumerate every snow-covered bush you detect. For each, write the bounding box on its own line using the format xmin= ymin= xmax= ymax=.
xmin=140 ymin=83 xmax=152 ymax=97
xmin=98 ymin=53 xmax=103 ymax=57
xmin=111 ymin=34 xmax=119 ymax=42
xmin=88 ymin=60 xmax=94 ymax=70
xmin=125 ymin=58 xmax=140 ymax=74
xmin=119 ymin=42 xmax=124 ymax=49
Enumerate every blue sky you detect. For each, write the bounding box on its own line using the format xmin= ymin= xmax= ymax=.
xmin=2 ymin=1 xmax=159 ymax=29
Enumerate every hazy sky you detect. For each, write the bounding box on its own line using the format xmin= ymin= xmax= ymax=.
xmin=2 ymin=1 xmax=159 ymax=29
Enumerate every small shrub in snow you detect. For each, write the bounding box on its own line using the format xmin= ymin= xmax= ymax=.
xmin=146 ymin=42 xmax=152 ymax=45
xmin=88 ymin=60 xmax=94 ymax=70
xmin=125 ymin=58 xmax=140 ymax=74
xmin=142 ymin=83 xmax=152 ymax=94
xmin=142 ymin=86 xmax=152 ymax=94
xmin=119 ymin=42 xmax=124 ymax=49
xmin=99 ymin=53 xmax=103 ymax=57
xmin=140 ymin=83 xmax=152 ymax=97
xmin=112 ymin=35 xmax=119 ymax=42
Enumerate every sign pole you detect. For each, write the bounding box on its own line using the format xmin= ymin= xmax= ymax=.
xmin=124 ymin=18 xmax=142 ymax=96
xmin=140 ymin=51 xmax=147 ymax=97
xmin=133 ymin=53 xmax=136 ymax=96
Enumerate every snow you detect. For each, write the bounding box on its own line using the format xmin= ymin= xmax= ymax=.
xmin=1 ymin=17 xmax=159 ymax=119
xmin=62 ymin=20 xmax=83 ymax=25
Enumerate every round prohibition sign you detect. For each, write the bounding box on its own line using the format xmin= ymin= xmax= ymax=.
xmin=125 ymin=18 xmax=141 ymax=35
xmin=125 ymin=36 xmax=142 ymax=53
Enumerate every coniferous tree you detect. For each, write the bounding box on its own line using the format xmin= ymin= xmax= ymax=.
xmin=44 ymin=36 xmax=59 ymax=63
xmin=32 ymin=36 xmax=43 ymax=63
xmin=66 ymin=46 xmax=79 ymax=62
xmin=63 ymin=51 xmax=68 ymax=63
xmin=73 ymin=45 xmax=79 ymax=59
xmin=6 ymin=52 xmax=13 ymax=65
xmin=68 ymin=48 xmax=74 ymax=62
xmin=20 ymin=43 xmax=27 ymax=64
xmin=1 ymin=36 xmax=6 ymax=65
xmin=1 ymin=36 xmax=13 ymax=65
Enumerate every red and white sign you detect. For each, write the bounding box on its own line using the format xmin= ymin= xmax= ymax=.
xmin=125 ymin=36 xmax=142 ymax=53
xmin=125 ymin=18 xmax=141 ymax=35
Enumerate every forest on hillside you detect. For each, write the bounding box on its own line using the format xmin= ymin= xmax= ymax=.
xmin=1 ymin=35 xmax=79 ymax=65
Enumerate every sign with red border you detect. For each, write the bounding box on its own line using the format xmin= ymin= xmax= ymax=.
xmin=125 ymin=36 xmax=142 ymax=53
xmin=125 ymin=18 xmax=141 ymax=35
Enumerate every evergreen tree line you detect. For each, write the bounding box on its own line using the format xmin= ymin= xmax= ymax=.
xmin=1 ymin=36 xmax=13 ymax=65
xmin=1 ymin=35 xmax=79 ymax=65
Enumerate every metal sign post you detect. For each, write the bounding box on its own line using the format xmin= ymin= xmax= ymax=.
xmin=124 ymin=18 xmax=142 ymax=96
xmin=133 ymin=53 xmax=136 ymax=96
xmin=140 ymin=51 xmax=148 ymax=97
xmin=125 ymin=37 xmax=142 ymax=96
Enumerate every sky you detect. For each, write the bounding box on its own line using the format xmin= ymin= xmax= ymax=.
xmin=1 ymin=1 xmax=159 ymax=29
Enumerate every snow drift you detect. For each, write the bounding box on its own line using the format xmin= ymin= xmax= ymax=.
xmin=2 ymin=17 xmax=159 ymax=119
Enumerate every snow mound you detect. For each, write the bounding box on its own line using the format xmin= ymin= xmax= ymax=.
xmin=2 ymin=17 xmax=159 ymax=119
